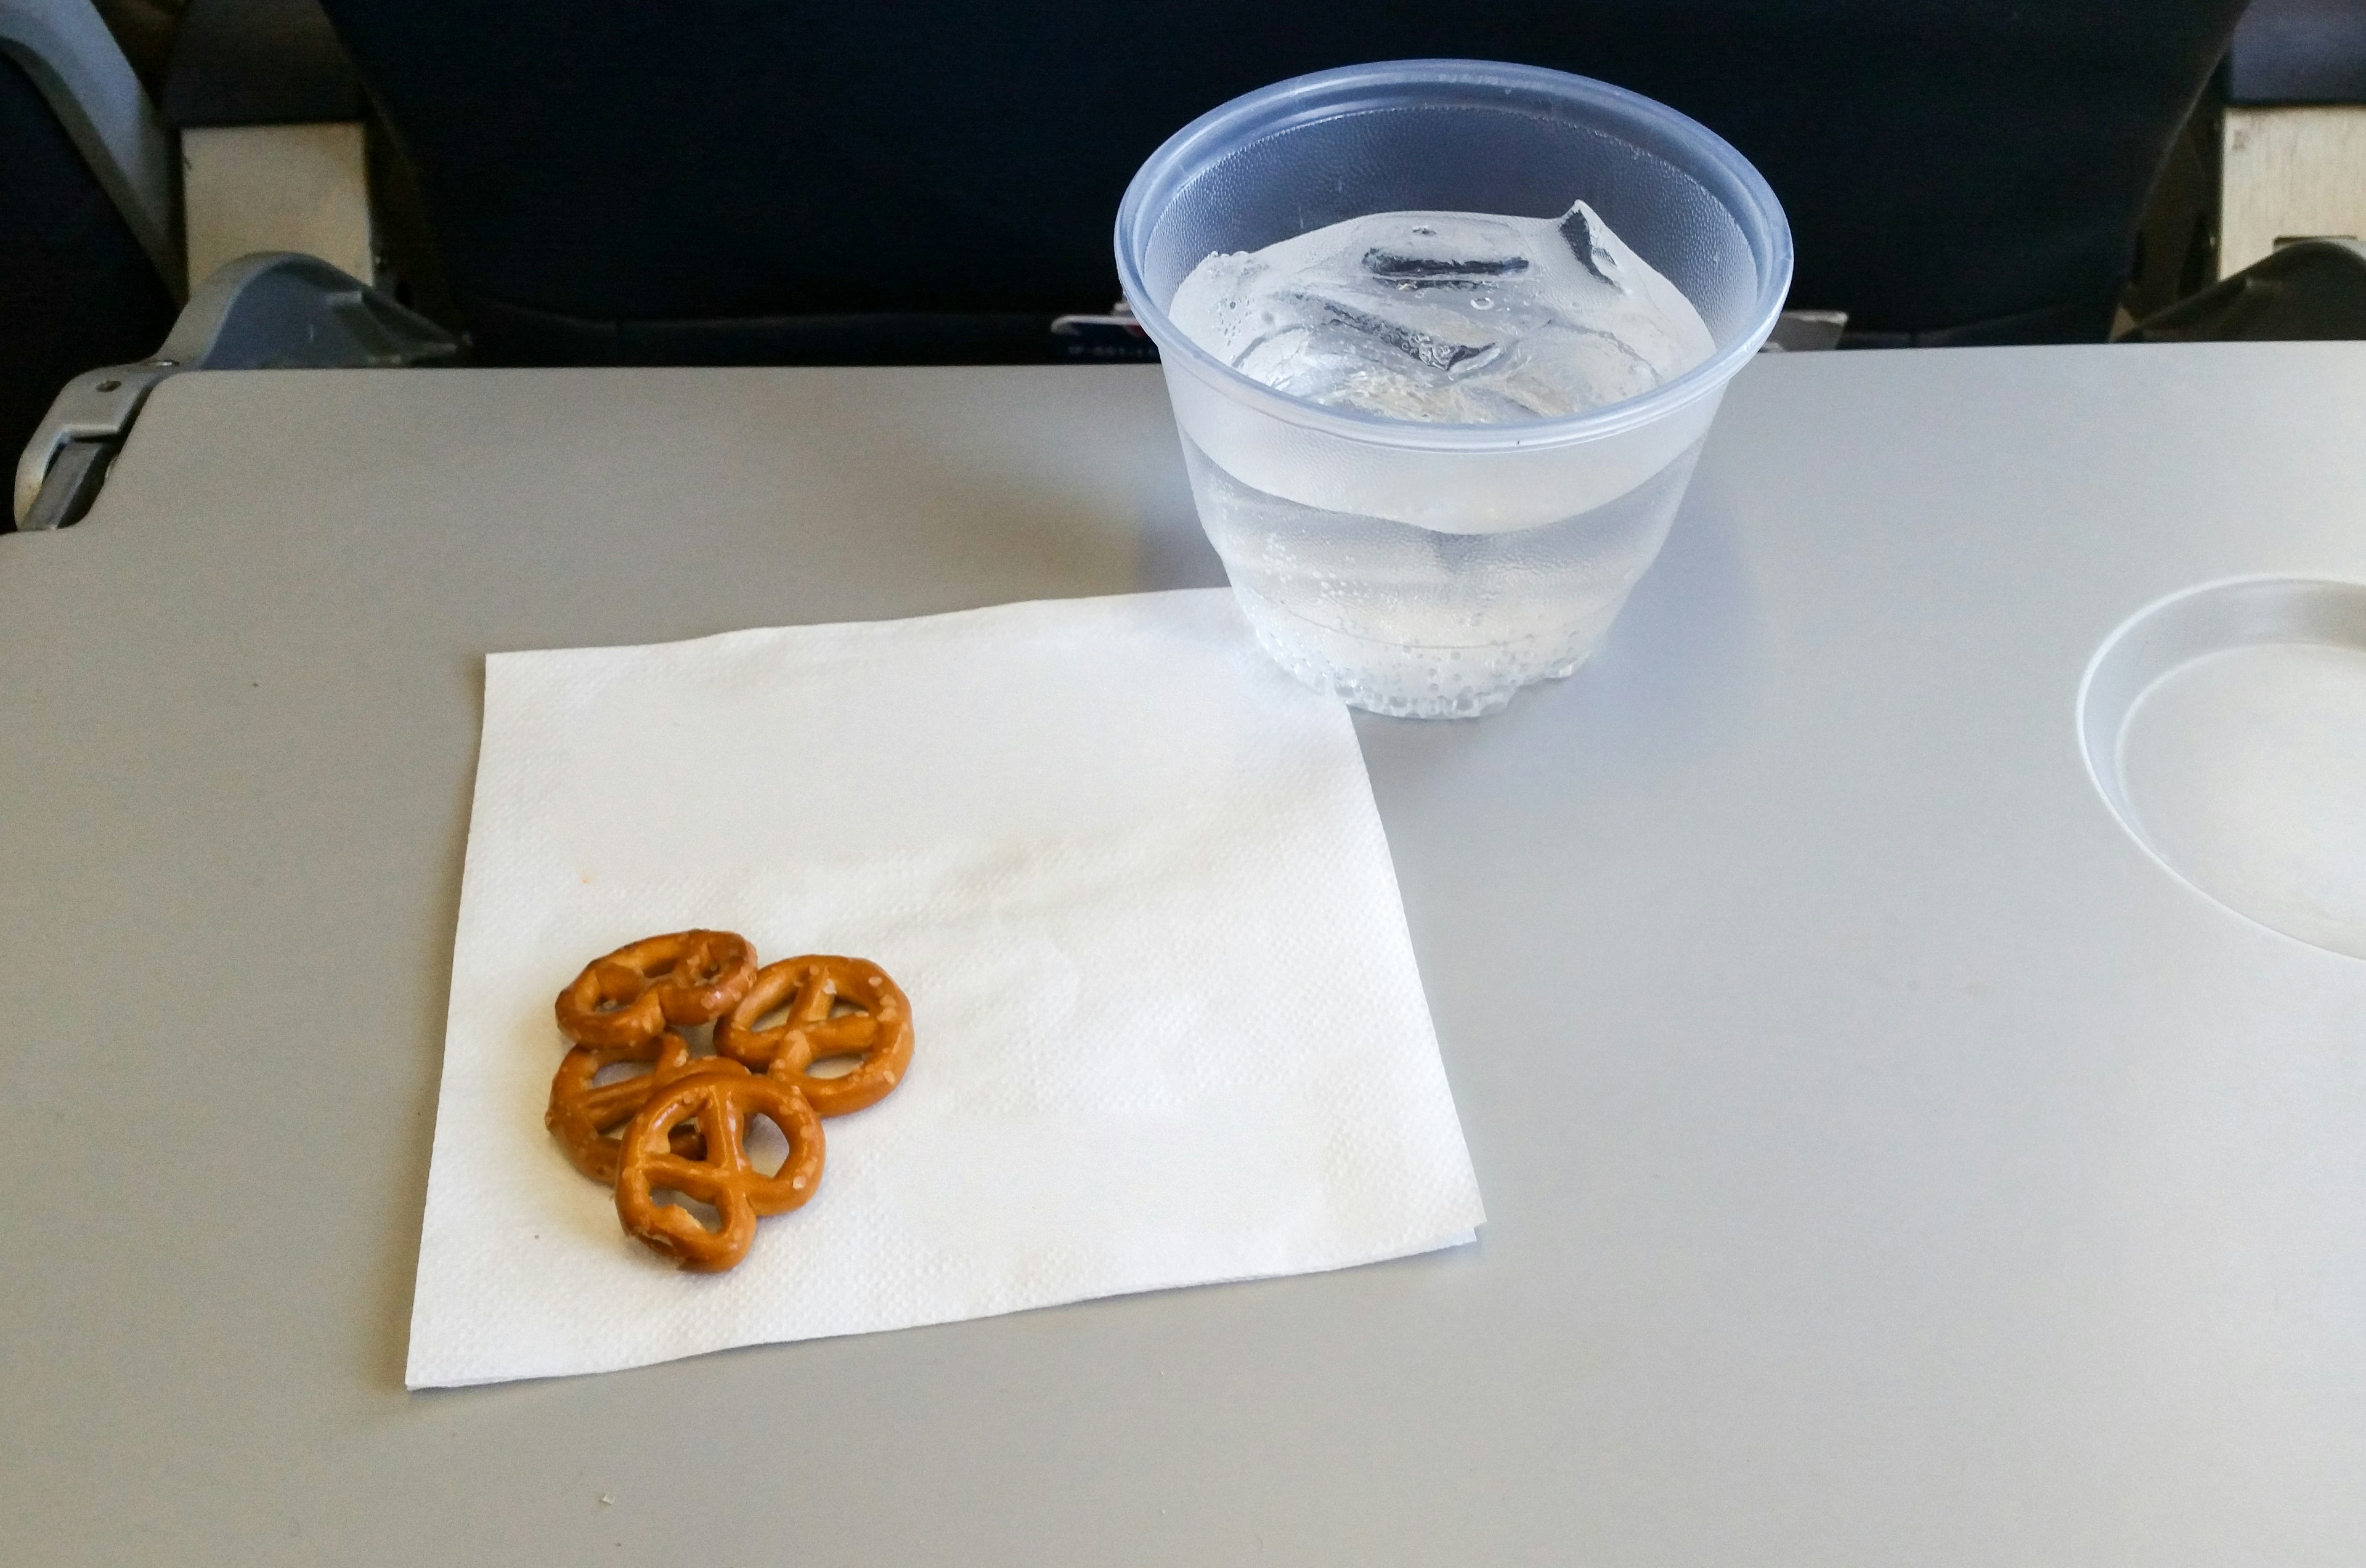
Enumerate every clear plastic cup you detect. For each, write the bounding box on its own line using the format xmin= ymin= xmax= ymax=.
xmin=1115 ymin=59 xmax=1792 ymax=718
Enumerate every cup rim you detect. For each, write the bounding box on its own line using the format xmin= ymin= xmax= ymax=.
xmin=1114 ymin=59 xmax=1794 ymax=453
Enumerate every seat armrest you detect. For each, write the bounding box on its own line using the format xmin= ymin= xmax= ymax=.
xmin=0 ymin=0 xmax=181 ymax=293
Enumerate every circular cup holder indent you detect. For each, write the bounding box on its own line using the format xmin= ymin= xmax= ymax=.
xmin=2080 ymin=578 xmax=2366 ymax=959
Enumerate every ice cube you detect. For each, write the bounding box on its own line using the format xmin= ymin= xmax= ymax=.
xmin=1167 ymin=200 xmax=1715 ymax=423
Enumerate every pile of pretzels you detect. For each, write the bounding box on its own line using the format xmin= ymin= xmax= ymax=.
xmin=545 ymin=929 xmax=914 ymax=1272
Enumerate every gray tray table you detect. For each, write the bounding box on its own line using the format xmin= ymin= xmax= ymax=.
xmin=3 ymin=347 xmax=2362 ymax=1565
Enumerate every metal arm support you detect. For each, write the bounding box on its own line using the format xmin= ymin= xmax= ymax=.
xmin=2124 ymin=238 xmax=2366 ymax=344
xmin=12 ymin=251 xmax=461 ymax=530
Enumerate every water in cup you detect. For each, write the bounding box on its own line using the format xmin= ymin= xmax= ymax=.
xmin=1165 ymin=200 xmax=1715 ymax=717
xmin=1169 ymin=200 xmax=1712 ymax=421
xmin=1115 ymin=61 xmax=1792 ymax=720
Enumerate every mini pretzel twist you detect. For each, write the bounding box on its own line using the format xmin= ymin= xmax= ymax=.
xmin=545 ymin=1031 xmax=729 ymax=1185
xmin=615 ymin=1064 xmax=826 ymax=1272
xmin=715 ymin=955 xmax=914 ymax=1116
xmin=555 ymin=930 xmax=757 ymax=1048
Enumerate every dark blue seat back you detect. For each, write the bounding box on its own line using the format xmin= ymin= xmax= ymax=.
xmin=317 ymin=0 xmax=2251 ymax=363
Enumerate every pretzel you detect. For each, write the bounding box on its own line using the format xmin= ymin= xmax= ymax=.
xmin=545 ymin=1031 xmax=731 ymax=1185
xmin=555 ymin=930 xmax=758 ymax=1048
xmin=614 ymin=1063 xmax=825 ymax=1272
xmin=715 ymin=955 xmax=913 ymax=1116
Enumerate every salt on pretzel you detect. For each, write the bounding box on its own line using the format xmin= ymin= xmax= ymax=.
xmin=614 ymin=1062 xmax=825 ymax=1272
xmin=545 ymin=1031 xmax=731 ymax=1185
xmin=555 ymin=930 xmax=757 ymax=1049
xmin=714 ymin=955 xmax=913 ymax=1116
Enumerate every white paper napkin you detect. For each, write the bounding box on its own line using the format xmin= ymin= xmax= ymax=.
xmin=406 ymin=588 xmax=1483 ymax=1388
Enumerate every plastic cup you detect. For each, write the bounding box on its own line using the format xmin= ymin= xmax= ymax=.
xmin=1115 ymin=59 xmax=1792 ymax=718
